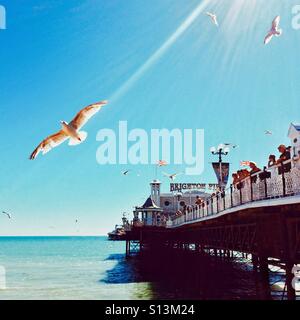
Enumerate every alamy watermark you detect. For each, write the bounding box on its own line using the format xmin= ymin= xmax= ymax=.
xmin=292 ymin=5 xmax=300 ymax=29
xmin=0 ymin=5 xmax=6 ymax=30
xmin=0 ymin=265 xmax=6 ymax=290
xmin=95 ymin=121 xmax=204 ymax=176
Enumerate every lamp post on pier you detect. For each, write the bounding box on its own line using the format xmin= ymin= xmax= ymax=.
xmin=210 ymin=144 xmax=230 ymax=191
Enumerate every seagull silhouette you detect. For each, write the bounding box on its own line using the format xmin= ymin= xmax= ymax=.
xmin=206 ymin=12 xmax=218 ymax=26
xmin=265 ymin=130 xmax=273 ymax=135
xmin=2 ymin=211 xmax=12 ymax=219
xmin=224 ymin=143 xmax=238 ymax=149
xmin=163 ymin=172 xmax=183 ymax=181
xmin=264 ymin=16 xmax=282 ymax=45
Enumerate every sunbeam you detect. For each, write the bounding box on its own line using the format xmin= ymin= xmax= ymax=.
xmin=109 ymin=0 xmax=212 ymax=103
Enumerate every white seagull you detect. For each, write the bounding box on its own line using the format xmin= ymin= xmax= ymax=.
xmin=2 ymin=211 xmax=12 ymax=219
xmin=29 ymin=100 xmax=108 ymax=160
xmin=265 ymin=130 xmax=273 ymax=135
xmin=264 ymin=16 xmax=282 ymax=45
xmin=163 ymin=172 xmax=183 ymax=181
xmin=206 ymin=12 xmax=218 ymax=26
xmin=122 ymin=170 xmax=130 ymax=176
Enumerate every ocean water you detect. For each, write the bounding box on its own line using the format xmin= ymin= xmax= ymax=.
xmin=0 ymin=236 xmax=294 ymax=300
xmin=0 ymin=236 xmax=154 ymax=300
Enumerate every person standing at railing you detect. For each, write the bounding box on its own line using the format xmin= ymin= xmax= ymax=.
xmin=268 ymin=155 xmax=277 ymax=168
xmin=236 ymin=169 xmax=249 ymax=189
xmin=277 ymin=144 xmax=291 ymax=174
xmin=249 ymin=162 xmax=261 ymax=174
xmin=232 ymin=173 xmax=239 ymax=188
xmin=249 ymin=162 xmax=261 ymax=185
xmin=266 ymin=155 xmax=277 ymax=178
xmin=195 ymin=195 xmax=202 ymax=205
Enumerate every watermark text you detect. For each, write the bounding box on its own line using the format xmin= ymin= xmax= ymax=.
xmin=96 ymin=121 xmax=204 ymax=175
xmin=292 ymin=5 xmax=300 ymax=30
xmin=0 ymin=5 xmax=6 ymax=30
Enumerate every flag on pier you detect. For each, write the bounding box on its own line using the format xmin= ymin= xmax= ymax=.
xmin=157 ymin=160 xmax=168 ymax=167
xmin=240 ymin=161 xmax=251 ymax=167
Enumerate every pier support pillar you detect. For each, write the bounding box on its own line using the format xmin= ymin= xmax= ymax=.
xmin=252 ymin=254 xmax=259 ymax=272
xmin=125 ymin=240 xmax=130 ymax=258
xmin=259 ymin=257 xmax=269 ymax=277
xmin=286 ymin=262 xmax=296 ymax=301
xmin=258 ymin=256 xmax=271 ymax=300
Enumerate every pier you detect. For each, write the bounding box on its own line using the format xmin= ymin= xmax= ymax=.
xmin=124 ymin=158 xmax=300 ymax=300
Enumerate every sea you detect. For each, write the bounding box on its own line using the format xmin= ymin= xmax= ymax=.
xmin=0 ymin=236 xmax=293 ymax=300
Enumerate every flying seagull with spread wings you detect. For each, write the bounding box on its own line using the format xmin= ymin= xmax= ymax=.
xmin=206 ymin=12 xmax=218 ymax=26
xmin=29 ymin=100 xmax=108 ymax=160
xmin=265 ymin=130 xmax=273 ymax=135
xmin=163 ymin=172 xmax=183 ymax=181
xmin=2 ymin=211 xmax=12 ymax=219
xmin=264 ymin=16 xmax=282 ymax=45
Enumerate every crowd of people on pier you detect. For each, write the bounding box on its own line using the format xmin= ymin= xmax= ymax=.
xmin=173 ymin=144 xmax=294 ymax=219
xmin=231 ymin=144 xmax=292 ymax=189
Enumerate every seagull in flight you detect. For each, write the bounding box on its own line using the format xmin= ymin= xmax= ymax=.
xmin=264 ymin=16 xmax=282 ymax=45
xmin=163 ymin=172 xmax=183 ymax=181
xmin=206 ymin=12 xmax=218 ymax=26
xmin=122 ymin=170 xmax=130 ymax=176
xmin=29 ymin=100 xmax=108 ymax=160
xmin=265 ymin=130 xmax=273 ymax=135
xmin=224 ymin=143 xmax=238 ymax=149
xmin=2 ymin=211 xmax=12 ymax=219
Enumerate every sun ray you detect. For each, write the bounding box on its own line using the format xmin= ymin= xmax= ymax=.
xmin=109 ymin=0 xmax=213 ymax=103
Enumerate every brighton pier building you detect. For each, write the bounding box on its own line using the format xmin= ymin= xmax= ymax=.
xmin=133 ymin=179 xmax=212 ymax=227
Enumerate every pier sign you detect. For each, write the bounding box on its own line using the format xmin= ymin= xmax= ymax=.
xmin=170 ymin=183 xmax=219 ymax=192
xmin=212 ymin=162 xmax=230 ymax=189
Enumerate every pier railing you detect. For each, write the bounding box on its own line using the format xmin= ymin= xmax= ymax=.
xmin=169 ymin=159 xmax=300 ymax=227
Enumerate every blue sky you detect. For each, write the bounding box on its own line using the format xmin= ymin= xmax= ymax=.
xmin=0 ymin=0 xmax=300 ymax=235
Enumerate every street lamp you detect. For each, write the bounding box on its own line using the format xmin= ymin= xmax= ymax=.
xmin=210 ymin=144 xmax=230 ymax=163
xmin=210 ymin=144 xmax=230 ymax=191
